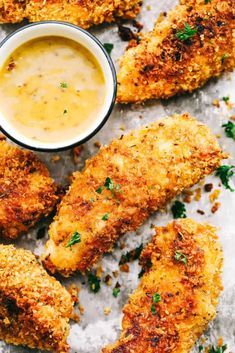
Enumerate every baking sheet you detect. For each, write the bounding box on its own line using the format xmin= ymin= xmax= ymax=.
xmin=0 ymin=0 xmax=235 ymax=352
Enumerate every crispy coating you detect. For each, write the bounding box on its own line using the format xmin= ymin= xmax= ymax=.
xmin=0 ymin=244 xmax=73 ymax=352
xmin=102 ymin=219 xmax=223 ymax=353
xmin=0 ymin=0 xmax=141 ymax=27
xmin=0 ymin=141 xmax=58 ymax=239
xmin=117 ymin=0 xmax=235 ymax=103
xmin=42 ymin=114 xmax=224 ymax=277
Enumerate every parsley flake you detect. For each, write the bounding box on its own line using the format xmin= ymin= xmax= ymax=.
xmin=119 ymin=243 xmax=143 ymax=265
xmin=103 ymin=43 xmax=114 ymax=55
xmin=221 ymin=53 xmax=229 ymax=64
xmin=102 ymin=213 xmax=110 ymax=221
xmin=60 ymin=82 xmax=68 ymax=88
xmin=152 ymin=293 xmax=161 ymax=303
xmin=174 ymin=251 xmax=187 ymax=265
xmin=151 ymin=304 xmax=157 ymax=315
xmin=222 ymin=121 xmax=235 ymax=140
xmin=209 ymin=345 xmax=227 ymax=353
xmin=65 ymin=231 xmax=81 ymax=248
xmin=171 ymin=201 xmax=187 ymax=219
xmin=113 ymin=287 xmax=120 ymax=298
xmin=204 ymin=0 xmax=211 ymax=3
xmin=88 ymin=273 xmax=101 ymax=293
xmin=215 ymin=165 xmax=235 ymax=191
xmin=96 ymin=178 xmax=122 ymax=197
xmin=176 ymin=23 xmax=197 ymax=42
xmin=222 ymin=96 xmax=230 ymax=103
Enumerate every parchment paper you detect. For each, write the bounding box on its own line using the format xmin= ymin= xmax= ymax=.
xmin=0 ymin=1 xmax=234 ymax=352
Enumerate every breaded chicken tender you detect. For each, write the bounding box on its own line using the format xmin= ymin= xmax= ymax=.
xmin=0 ymin=140 xmax=58 ymax=239
xmin=0 ymin=0 xmax=141 ymax=28
xmin=42 ymin=114 xmax=224 ymax=277
xmin=117 ymin=0 xmax=235 ymax=103
xmin=0 ymin=244 xmax=73 ymax=352
xmin=102 ymin=219 xmax=223 ymax=353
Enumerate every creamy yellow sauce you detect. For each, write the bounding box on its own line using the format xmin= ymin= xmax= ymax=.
xmin=0 ymin=36 xmax=106 ymax=143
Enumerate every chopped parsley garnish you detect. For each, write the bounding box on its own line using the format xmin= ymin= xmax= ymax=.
xmin=199 ymin=346 xmax=204 ymax=352
xmin=222 ymin=121 xmax=235 ymax=140
xmin=176 ymin=23 xmax=197 ymax=42
xmin=65 ymin=231 xmax=81 ymax=248
xmin=209 ymin=345 xmax=227 ymax=353
xmin=222 ymin=96 xmax=230 ymax=103
xmin=174 ymin=251 xmax=187 ymax=265
xmin=171 ymin=201 xmax=187 ymax=219
xmin=96 ymin=177 xmax=121 ymax=197
xmin=60 ymin=82 xmax=68 ymax=88
xmin=151 ymin=304 xmax=157 ymax=314
xmin=215 ymin=165 xmax=235 ymax=191
xmin=88 ymin=273 xmax=101 ymax=293
xmin=204 ymin=0 xmax=211 ymax=3
xmin=151 ymin=292 xmax=161 ymax=314
xmin=221 ymin=53 xmax=229 ymax=63
xmin=96 ymin=186 xmax=103 ymax=194
xmin=63 ymin=109 xmax=68 ymax=114
xmin=102 ymin=213 xmax=110 ymax=221
xmin=113 ymin=287 xmax=120 ymax=297
xmin=152 ymin=293 xmax=161 ymax=303
xmin=103 ymin=43 xmax=114 ymax=55
xmin=119 ymin=243 xmax=143 ymax=265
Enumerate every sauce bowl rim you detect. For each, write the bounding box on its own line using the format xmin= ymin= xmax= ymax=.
xmin=0 ymin=21 xmax=117 ymax=152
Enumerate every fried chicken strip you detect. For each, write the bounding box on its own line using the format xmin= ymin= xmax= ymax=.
xmin=42 ymin=113 xmax=224 ymax=277
xmin=0 ymin=244 xmax=73 ymax=352
xmin=0 ymin=140 xmax=58 ymax=239
xmin=117 ymin=0 xmax=235 ymax=103
xmin=0 ymin=0 xmax=141 ymax=28
xmin=103 ymin=219 xmax=223 ymax=353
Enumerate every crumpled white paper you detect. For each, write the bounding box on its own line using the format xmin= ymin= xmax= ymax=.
xmin=0 ymin=0 xmax=234 ymax=352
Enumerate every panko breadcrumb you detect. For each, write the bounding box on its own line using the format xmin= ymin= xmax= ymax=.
xmin=0 ymin=141 xmax=58 ymax=239
xmin=102 ymin=219 xmax=223 ymax=353
xmin=0 ymin=0 xmax=142 ymax=28
xmin=0 ymin=245 xmax=73 ymax=352
xmin=42 ymin=114 xmax=224 ymax=277
xmin=117 ymin=0 xmax=235 ymax=103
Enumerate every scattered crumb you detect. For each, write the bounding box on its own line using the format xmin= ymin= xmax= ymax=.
xmin=212 ymin=99 xmax=220 ymax=108
xmin=218 ymin=337 xmax=223 ymax=347
xmin=94 ymin=141 xmax=101 ymax=148
xmin=210 ymin=189 xmax=221 ymax=203
xmin=104 ymin=307 xmax=111 ymax=316
xmin=119 ymin=263 xmax=130 ymax=273
xmin=72 ymin=145 xmax=83 ymax=164
xmin=112 ymin=271 xmax=119 ymax=278
xmin=96 ymin=265 xmax=103 ymax=279
xmin=104 ymin=274 xmax=112 ymax=286
xmin=194 ymin=187 xmax=202 ymax=201
xmin=146 ymin=5 xmax=151 ymax=10
xmin=68 ymin=284 xmax=80 ymax=305
xmin=230 ymin=115 xmax=235 ymax=121
xmin=50 ymin=155 xmax=61 ymax=163
xmin=119 ymin=125 xmax=126 ymax=131
xmin=70 ymin=312 xmax=80 ymax=323
xmin=204 ymin=183 xmax=213 ymax=192
xmin=197 ymin=209 xmax=205 ymax=215
xmin=3 ymin=317 xmax=10 ymax=325
xmin=120 ymin=241 xmax=126 ymax=250
xmin=183 ymin=189 xmax=193 ymax=203
xmin=211 ymin=202 xmax=221 ymax=213
xmin=216 ymin=134 xmax=221 ymax=139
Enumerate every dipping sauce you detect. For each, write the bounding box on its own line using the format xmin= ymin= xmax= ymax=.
xmin=0 ymin=36 xmax=106 ymax=143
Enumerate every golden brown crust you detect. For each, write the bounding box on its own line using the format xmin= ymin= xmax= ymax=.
xmin=0 ymin=244 xmax=73 ymax=352
xmin=102 ymin=219 xmax=223 ymax=353
xmin=117 ymin=0 xmax=235 ymax=103
xmin=0 ymin=141 xmax=58 ymax=239
xmin=0 ymin=0 xmax=142 ymax=27
xmin=42 ymin=114 xmax=224 ymax=277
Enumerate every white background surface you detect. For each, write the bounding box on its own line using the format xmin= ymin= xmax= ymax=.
xmin=0 ymin=0 xmax=234 ymax=352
